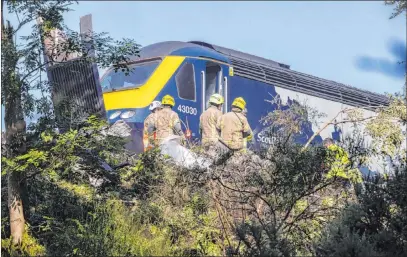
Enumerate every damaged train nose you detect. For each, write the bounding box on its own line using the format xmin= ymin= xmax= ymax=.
xmin=104 ymin=119 xmax=144 ymax=154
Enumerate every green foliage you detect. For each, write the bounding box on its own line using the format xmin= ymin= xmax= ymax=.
xmin=2 ymin=1 xmax=140 ymax=249
xmin=146 ymin=163 xmax=233 ymax=256
xmin=2 ymin=149 xmax=48 ymax=174
xmin=56 ymin=180 xmax=95 ymax=202
xmin=165 ymin=206 xmax=225 ymax=256
xmin=66 ymin=200 xmax=172 ymax=256
xmin=2 ymin=115 xmax=237 ymax=256
xmin=1 ymin=116 xmax=130 ymax=254
xmin=316 ymin=220 xmax=380 ymax=257
xmin=236 ymin=222 xmax=295 ymax=257
xmin=119 ymin=147 xmax=165 ymax=199
xmin=207 ymin=137 xmax=358 ymax=256
xmin=2 ymin=224 xmax=46 ymax=257
xmin=2 ymin=102 xmax=406 ymax=256
xmin=2 ymin=2 xmax=406 ymax=253
xmin=325 ymin=144 xmax=363 ymax=183
xmin=366 ymin=93 xmax=407 ymax=159
xmin=316 ymin=165 xmax=407 ymax=257
xmin=2 ymin=0 xmax=141 ymax=156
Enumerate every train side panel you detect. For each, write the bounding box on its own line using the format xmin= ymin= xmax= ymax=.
xmin=273 ymin=86 xmax=382 ymax=173
xmin=149 ymin=57 xmax=204 ymax=142
xmin=228 ymin=75 xmax=324 ymax=149
xmin=229 ymin=74 xmax=400 ymax=174
xmin=271 ymin=86 xmax=376 ymax=142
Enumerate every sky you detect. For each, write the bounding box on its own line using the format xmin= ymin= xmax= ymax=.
xmin=1 ymin=1 xmax=406 ymax=131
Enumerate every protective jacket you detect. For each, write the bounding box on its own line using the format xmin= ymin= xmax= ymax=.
xmin=148 ymin=107 xmax=184 ymax=144
xmin=199 ymin=105 xmax=222 ymax=146
xmin=216 ymin=107 xmax=252 ymax=150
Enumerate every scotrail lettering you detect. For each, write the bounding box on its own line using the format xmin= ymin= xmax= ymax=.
xmin=256 ymin=132 xmax=276 ymax=145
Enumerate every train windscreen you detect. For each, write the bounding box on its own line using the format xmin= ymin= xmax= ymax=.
xmin=101 ymin=60 xmax=160 ymax=92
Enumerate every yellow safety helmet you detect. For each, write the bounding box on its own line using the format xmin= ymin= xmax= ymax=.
xmin=232 ymin=97 xmax=246 ymax=110
xmin=162 ymin=95 xmax=175 ymax=107
xmin=209 ymin=93 xmax=224 ymax=105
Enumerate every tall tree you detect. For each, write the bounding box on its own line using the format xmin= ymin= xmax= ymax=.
xmin=1 ymin=0 xmax=139 ymax=246
xmin=2 ymin=18 xmax=26 ymax=247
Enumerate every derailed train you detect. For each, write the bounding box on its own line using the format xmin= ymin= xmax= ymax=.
xmin=100 ymin=41 xmax=391 ymax=172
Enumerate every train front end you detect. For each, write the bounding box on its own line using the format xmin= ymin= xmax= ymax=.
xmin=100 ymin=56 xmax=185 ymax=153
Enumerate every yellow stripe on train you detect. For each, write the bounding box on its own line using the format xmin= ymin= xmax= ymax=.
xmin=102 ymin=56 xmax=185 ymax=111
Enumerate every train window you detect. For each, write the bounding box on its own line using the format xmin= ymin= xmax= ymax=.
xmin=205 ymin=64 xmax=221 ymax=109
xmin=100 ymin=61 xmax=160 ymax=92
xmin=175 ymin=62 xmax=196 ymax=101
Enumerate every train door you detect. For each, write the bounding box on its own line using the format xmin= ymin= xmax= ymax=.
xmin=173 ymin=59 xmax=201 ymax=141
xmin=201 ymin=61 xmax=229 ymax=114
xmin=175 ymin=59 xmax=229 ymax=143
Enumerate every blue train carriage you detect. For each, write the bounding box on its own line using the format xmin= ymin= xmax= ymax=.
xmin=100 ymin=41 xmax=393 ymax=174
xmin=100 ymin=41 xmax=231 ymax=153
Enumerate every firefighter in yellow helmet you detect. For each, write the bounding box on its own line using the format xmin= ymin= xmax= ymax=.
xmin=143 ymin=100 xmax=162 ymax=151
xmin=147 ymin=95 xmax=184 ymax=144
xmin=216 ymin=97 xmax=253 ymax=151
xmin=199 ymin=93 xmax=224 ymax=148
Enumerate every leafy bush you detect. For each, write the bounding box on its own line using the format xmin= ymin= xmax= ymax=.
xmin=316 ymin=165 xmax=407 ymax=257
xmin=66 ymin=200 xmax=172 ymax=256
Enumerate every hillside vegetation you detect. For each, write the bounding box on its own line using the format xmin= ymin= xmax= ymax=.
xmin=2 ymin=90 xmax=407 ymax=256
xmin=1 ymin=1 xmax=406 ymax=256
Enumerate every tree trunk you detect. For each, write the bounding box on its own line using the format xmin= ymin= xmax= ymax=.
xmin=2 ymin=17 xmax=26 ymax=245
xmin=5 ymin=95 xmax=27 ymax=245
xmin=7 ymin=169 xmax=25 ymax=245
xmin=5 ymin=99 xmax=26 ymax=245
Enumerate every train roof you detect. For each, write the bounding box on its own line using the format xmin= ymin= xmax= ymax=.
xmin=189 ymin=41 xmax=390 ymax=109
xmin=131 ymin=41 xmax=229 ymax=63
xmin=135 ymin=41 xmax=390 ymax=109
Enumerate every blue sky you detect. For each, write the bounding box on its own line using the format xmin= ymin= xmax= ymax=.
xmin=2 ymin=1 xmax=406 ymax=131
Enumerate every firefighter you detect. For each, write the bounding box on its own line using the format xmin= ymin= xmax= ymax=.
xmin=148 ymin=94 xmax=184 ymax=144
xmin=199 ymin=93 xmax=224 ymax=148
xmin=216 ymin=97 xmax=253 ymax=151
xmin=143 ymin=100 xmax=162 ymax=151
